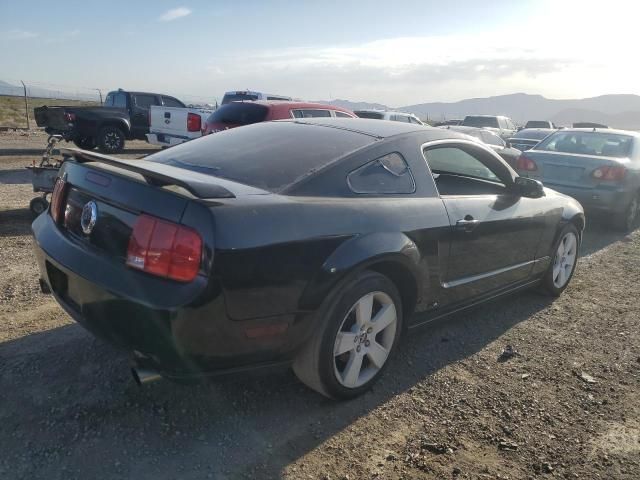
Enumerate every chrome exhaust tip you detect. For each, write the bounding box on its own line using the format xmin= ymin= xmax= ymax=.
xmin=131 ymin=367 xmax=162 ymax=386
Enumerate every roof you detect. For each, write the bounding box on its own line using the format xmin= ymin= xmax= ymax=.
xmin=286 ymin=117 xmax=433 ymax=138
xmin=554 ymin=128 xmax=640 ymax=137
xmin=463 ymin=114 xmax=510 ymax=119
xmin=353 ymin=109 xmax=416 ymax=116
xmin=237 ymin=100 xmax=351 ymax=110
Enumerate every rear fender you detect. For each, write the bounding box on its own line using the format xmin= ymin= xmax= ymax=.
xmin=99 ymin=119 xmax=131 ymax=136
xmin=298 ymin=232 xmax=422 ymax=312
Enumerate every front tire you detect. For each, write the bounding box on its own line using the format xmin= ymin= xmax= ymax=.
xmin=541 ymin=224 xmax=580 ymax=297
xmin=293 ymin=271 xmax=403 ymax=400
xmin=97 ymin=126 xmax=125 ymax=154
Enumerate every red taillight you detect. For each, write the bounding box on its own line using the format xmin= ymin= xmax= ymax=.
xmin=592 ymin=165 xmax=626 ymax=182
xmin=50 ymin=177 xmax=67 ymax=223
xmin=126 ymin=214 xmax=202 ymax=282
xmin=187 ymin=113 xmax=201 ymax=132
xmin=64 ymin=112 xmax=76 ymax=122
xmin=516 ymin=154 xmax=538 ymax=171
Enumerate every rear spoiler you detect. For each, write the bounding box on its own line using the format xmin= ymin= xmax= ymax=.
xmin=59 ymin=147 xmax=235 ymax=199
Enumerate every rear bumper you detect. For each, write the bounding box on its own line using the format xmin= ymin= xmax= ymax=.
xmin=146 ymin=133 xmax=192 ymax=147
xmin=32 ymin=213 xmax=308 ymax=378
xmin=544 ymin=183 xmax=632 ymax=214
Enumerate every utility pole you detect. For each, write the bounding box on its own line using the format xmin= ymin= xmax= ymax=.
xmin=20 ymin=80 xmax=30 ymax=129
xmin=95 ymin=89 xmax=103 ymax=105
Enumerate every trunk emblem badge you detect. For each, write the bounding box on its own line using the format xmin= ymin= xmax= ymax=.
xmin=81 ymin=201 xmax=98 ymax=235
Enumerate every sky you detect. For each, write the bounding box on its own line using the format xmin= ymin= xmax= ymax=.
xmin=1 ymin=0 xmax=639 ymax=106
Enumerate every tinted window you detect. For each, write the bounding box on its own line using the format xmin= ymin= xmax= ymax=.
xmin=536 ymin=132 xmax=633 ymax=157
xmin=462 ymin=116 xmax=499 ymax=128
xmin=134 ymin=94 xmax=159 ymax=108
xmin=348 ymin=152 xmax=415 ymax=194
xmin=207 ymin=102 xmax=269 ymax=125
xmin=355 ymin=111 xmax=384 ymax=120
xmin=266 ymin=95 xmax=291 ymax=101
xmin=335 ymin=111 xmax=353 ymax=118
xmin=425 ymin=146 xmax=501 ymax=183
xmin=221 ymin=93 xmax=259 ymax=104
xmin=162 ymin=96 xmax=184 ymax=108
xmin=481 ymin=131 xmax=505 ymax=146
xmin=104 ymin=93 xmax=114 ymax=107
xmin=149 ymin=121 xmax=374 ymax=192
xmin=292 ymin=109 xmax=332 ymax=118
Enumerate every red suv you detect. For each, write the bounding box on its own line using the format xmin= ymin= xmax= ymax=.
xmin=202 ymin=101 xmax=356 ymax=135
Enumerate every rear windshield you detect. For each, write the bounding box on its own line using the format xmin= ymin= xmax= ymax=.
xmin=148 ymin=121 xmax=374 ymax=192
xmin=355 ymin=111 xmax=385 ymax=120
xmin=536 ymin=132 xmax=634 ymax=158
xmin=512 ymin=129 xmax=552 ymax=140
xmin=221 ymin=93 xmax=259 ymax=104
xmin=462 ymin=116 xmax=499 ymax=128
xmin=207 ymin=102 xmax=269 ymax=126
xmin=525 ymin=121 xmax=551 ymax=128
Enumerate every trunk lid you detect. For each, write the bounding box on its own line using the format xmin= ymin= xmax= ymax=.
xmin=53 ymin=148 xmax=267 ymax=260
xmin=521 ymin=150 xmax=629 ymax=189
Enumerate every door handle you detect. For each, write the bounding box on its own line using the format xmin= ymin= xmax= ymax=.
xmin=455 ymin=216 xmax=480 ymax=232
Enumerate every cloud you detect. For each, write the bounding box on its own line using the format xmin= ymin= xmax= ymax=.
xmin=158 ymin=7 xmax=192 ymax=22
xmin=4 ymin=29 xmax=38 ymax=40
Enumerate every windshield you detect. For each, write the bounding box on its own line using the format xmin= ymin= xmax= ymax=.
xmin=462 ymin=116 xmax=499 ymax=128
xmin=221 ymin=93 xmax=260 ymax=104
xmin=149 ymin=121 xmax=373 ymax=192
xmin=536 ymin=131 xmax=634 ymax=157
xmin=355 ymin=111 xmax=385 ymax=120
xmin=207 ymin=102 xmax=269 ymax=126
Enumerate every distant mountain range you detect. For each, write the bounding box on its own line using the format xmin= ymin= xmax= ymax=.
xmin=321 ymin=93 xmax=640 ymax=129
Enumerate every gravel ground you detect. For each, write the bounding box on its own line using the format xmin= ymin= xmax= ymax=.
xmin=0 ymin=131 xmax=638 ymax=480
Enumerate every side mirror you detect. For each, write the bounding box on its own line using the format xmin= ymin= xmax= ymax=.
xmin=514 ymin=176 xmax=544 ymax=198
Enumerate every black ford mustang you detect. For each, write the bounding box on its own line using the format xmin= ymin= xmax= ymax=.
xmin=32 ymin=119 xmax=584 ymax=399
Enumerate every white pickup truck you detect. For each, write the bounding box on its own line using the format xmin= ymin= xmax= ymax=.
xmin=146 ymin=105 xmax=215 ymax=147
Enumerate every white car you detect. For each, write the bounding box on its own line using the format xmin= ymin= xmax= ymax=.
xmin=146 ymin=105 xmax=215 ymax=147
xmin=461 ymin=115 xmax=518 ymax=140
xmin=354 ymin=109 xmax=424 ymax=125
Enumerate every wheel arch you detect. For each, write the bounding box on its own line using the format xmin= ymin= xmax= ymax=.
xmin=98 ymin=119 xmax=131 ymax=136
xmin=298 ymin=232 xmax=423 ymax=319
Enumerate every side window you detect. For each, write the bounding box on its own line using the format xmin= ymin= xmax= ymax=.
xmin=409 ymin=116 xmax=422 ymax=124
xmin=497 ymin=117 xmax=507 ymax=129
xmin=335 ymin=111 xmax=352 ymax=118
xmin=104 ymin=93 xmax=114 ymax=106
xmin=162 ymin=96 xmax=184 ymax=108
xmin=134 ymin=94 xmax=159 ymax=109
xmin=292 ymin=109 xmax=333 ymax=118
xmin=113 ymin=93 xmax=127 ymax=108
xmin=348 ymin=152 xmax=415 ymax=194
xmin=424 ymin=146 xmax=503 ymax=184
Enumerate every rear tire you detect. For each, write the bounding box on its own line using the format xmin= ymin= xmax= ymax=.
xmin=293 ymin=271 xmax=403 ymax=400
xmin=97 ymin=126 xmax=125 ymax=154
xmin=541 ymin=224 xmax=580 ymax=297
xmin=612 ymin=193 xmax=640 ymax=232
xmin=29 ymin=196 xmax=48 ymax=217
xmin=73 ymin=136 xmax=96 ymax=150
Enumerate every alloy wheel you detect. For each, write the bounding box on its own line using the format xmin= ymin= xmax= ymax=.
xmin=104 ymin=132 xmax=121 ymax=150
xmin=333 ymin=291 xmax=397 ymax=388
xmin=552 ymin=232 xmax=578 ymax=288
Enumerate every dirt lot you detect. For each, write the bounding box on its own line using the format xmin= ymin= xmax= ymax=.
xmin=1 ymin=131 xmax=638 ymax=480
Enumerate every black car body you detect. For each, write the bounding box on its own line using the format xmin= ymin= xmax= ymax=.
xmin=439 ymin=125 xmax=522 ymax=167
xmin=34 ymin=90 xmax=185 ymax=154
xmin=32 ymin=119 xmax=585 ymax=398
xmin=509 ymin=128 xmax=556 ymax=151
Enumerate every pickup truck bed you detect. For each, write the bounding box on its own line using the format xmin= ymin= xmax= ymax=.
xmin=146 ymin=105 xmax=214 ymax=147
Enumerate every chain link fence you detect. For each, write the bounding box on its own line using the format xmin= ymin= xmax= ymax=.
xmin=0 ymin=79 xmax=217 ymax=129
